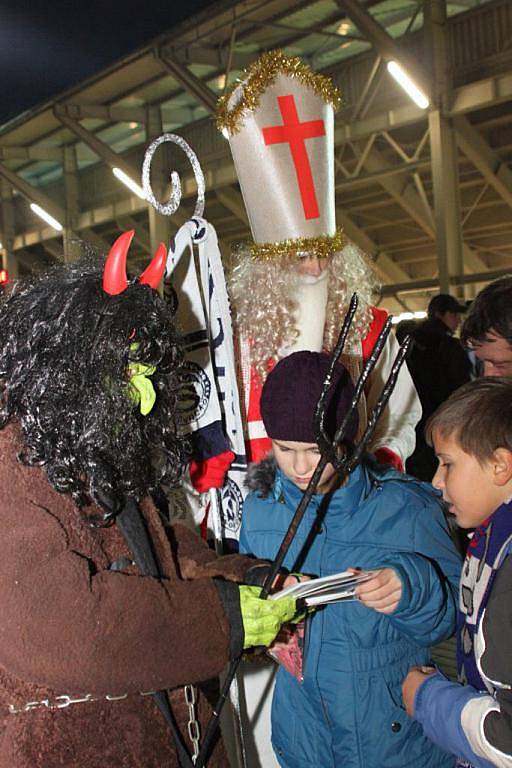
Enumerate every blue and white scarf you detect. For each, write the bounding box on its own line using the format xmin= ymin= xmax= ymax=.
xmin=165 ymin=218 xmax=247 ymax=545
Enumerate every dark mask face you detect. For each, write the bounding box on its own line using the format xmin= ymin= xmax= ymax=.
xmin=126 ymin=342 xmax=157 ymax=416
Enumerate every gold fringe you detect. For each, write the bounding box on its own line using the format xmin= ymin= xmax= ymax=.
xmin=244 ymin=229 xmax=346 ymax=262
xmin=217 ymin=50 xmax=341 ymax=137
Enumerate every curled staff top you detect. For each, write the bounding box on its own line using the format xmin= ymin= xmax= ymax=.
xmin=142 ymin=133 xmax=205 ymax=219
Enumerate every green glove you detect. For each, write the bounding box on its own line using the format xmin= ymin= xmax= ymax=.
xmin=239 ymin=585 xmax=297 ymax=649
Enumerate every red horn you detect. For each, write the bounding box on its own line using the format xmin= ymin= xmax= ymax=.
xmin=103 ymin=230 xmax=133 ymax=295
xmin=139 ymin=242 xmax=167 ymax=290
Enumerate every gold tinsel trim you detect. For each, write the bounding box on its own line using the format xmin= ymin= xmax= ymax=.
xmin=217 ymin=50 xmax=341 ymax=137
xmin=246 ymin=229 xmax=346 ymax=262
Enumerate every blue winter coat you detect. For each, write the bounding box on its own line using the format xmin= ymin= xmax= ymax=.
xmin=240 ymin=458 xmax=461 ymax=768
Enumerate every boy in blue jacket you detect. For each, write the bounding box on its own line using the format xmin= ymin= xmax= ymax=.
xmin=402 ymin=378 xmax=512 ymax=768
xmin=240 ymin=351 xmax=461 ymax=768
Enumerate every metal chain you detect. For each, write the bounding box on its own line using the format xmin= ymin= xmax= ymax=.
xmin=11 ymin=685 xmax=203 ymax=765
xmin=8 ymin=690 xmax=155 ymax=714
xmin=184 ymin=684 xmax=201 ymax=764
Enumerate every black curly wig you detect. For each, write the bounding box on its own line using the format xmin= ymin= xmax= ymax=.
xmin=0 ymin=256 xmax=189 ymax=518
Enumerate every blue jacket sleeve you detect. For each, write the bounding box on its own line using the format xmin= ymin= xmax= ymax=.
xmin=239 ymin=524 xmax=251 ymax=556
xmin=382 ymin=495 xmax=461 ymax=645
xmin=239 ymin=494 xmax=256 ymax=556
xmin=414 ymin=672 xmax=497 ymax=767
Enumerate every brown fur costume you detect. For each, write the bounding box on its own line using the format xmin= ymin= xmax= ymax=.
xmin=0 ymin=423 xmax=261 ymax=767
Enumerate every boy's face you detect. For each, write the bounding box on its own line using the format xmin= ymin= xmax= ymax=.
xmin=272 ymin=439 xmax=339 ymax=494
xmin=432 ymin=431 xmax=510 ymax=528
xmin=472 ymin=331 xmax=512 ymax=377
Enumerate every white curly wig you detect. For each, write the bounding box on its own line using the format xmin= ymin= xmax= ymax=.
xmin=228 ymin=242 xmax=380 ymax=380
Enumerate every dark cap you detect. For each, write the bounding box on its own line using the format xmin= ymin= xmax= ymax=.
xmin=261 ymin=351 xmax=358 ymax=445
xmin=428 ymin=293 xmax=467 ymax=317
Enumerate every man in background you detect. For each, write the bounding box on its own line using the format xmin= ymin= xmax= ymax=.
xmin=461 ymin=276 xmax=512 ymax=378
xmin=406 ymin=294 xmax=471 ymax=481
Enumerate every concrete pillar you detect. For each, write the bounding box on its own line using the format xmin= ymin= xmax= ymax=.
xmin=428 ymin=110 xmax=464 ymax=294
xmin=1 ymin=179 xmax=19 ymax=280
xmin=63 ymin=145 xmax=80 ymax=262
xmin=425 ymin=0 xmax=465 ymax=297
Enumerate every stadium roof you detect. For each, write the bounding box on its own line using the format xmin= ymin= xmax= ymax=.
xmin=0 ymin=0 xmax=510 ymax=311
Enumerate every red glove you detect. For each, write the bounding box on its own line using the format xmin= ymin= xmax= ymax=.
xmin=189 ymin=450 xmax=235 ymax=492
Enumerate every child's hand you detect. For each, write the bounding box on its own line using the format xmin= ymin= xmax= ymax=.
xmin=270 ymin=623 xmax=297 ymax=652
xmin=272 ymin=572 xmax=311 ymax=591
xmin=402 ymin=666 xmax=436 ymax=716
xmin=354 ymin=568 xmax=402 ymax=614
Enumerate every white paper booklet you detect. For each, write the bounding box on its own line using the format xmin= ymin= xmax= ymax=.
xmin=270 ymin=570 xmax=374 ymax=607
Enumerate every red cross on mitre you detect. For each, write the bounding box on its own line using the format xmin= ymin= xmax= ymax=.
xmin=262 ymin=94 xmax=325 ymax=220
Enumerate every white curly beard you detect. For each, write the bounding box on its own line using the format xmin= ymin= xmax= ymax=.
xmin=280 ymin=270 xmax=329 ymax=357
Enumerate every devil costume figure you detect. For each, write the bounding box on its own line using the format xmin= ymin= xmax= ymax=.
xmin=0 ymin=232 xmax=294 ymax=768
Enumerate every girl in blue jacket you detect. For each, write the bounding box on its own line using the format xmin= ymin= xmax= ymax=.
xmin=239 ymin=351 xmax=461 ymax=768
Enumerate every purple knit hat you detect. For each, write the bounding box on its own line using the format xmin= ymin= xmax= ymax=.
xmin=261 ymin=351 xmax=358 ymax=444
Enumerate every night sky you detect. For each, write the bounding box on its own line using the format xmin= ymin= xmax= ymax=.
xmin=0 ymin=0 xmax=217 ymax=125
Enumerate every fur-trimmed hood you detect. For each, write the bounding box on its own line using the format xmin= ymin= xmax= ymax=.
xmin=245 ymin=453 xmax=409 ymax=501
xmin=245 ymin=456 xmax=277 ymax=498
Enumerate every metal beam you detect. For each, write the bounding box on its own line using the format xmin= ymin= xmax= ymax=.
xmin=380 ymin=266 xmax=512 ymax=296
xmin=362 ymin=146 xmax=435 ymax=237
xmin=170 ymin=44 xmax=255 ymax=71
xmin=334 ymin=70 xmax=512 ymax=146
xmin=43 ymin=240 xmax=64 ymax=260
xmin=13 ymin=226 xmax=64 ymax=251
xmin=77 ymin=196 xmax=147 ymax=232
xmin=425 ymin=0 xmax=484 ymax=293
xmin=336 ymin=159 xmax=429 ymax=191
xmin=337 ymin=0 xmax=431 ymax=100
xmin=0 ymin=145 xmax=63 ymax=162
xmin=155 ymin=50 xmax=218 ymax=114
xmin=71 ymin=154 xmax=233 ymax=239
xmin=53 ymin=107 xmax=141 ymax=185
xmin=81 ymin=228 xmax=111 ymax=254
xmin=63 ymin=145 xmax=79 ymax=262
xmin=335 ymin=102 xmax=424 ymax=145
xmin=454 ymin=115 xmax=512 ymax=211
xmin=0 ymin=161 xmax=66 ymax=226
xmin=116 ymin=216 xmax=150 ymax=250
xmin=59 ymin=102 xmax=198 ymax=129
xmin=424 ymin=0 xmax=453 ymax=110
xmin=76 ymin=196 xmax=209 ymax=238
xmin=339 ymin=213 xmax=410 ymax=283
xmin=337 ymin=208 xmax=424 ymax=310
xmin=58 ymin=102 xmax=147 ymax=124
xmin=1 ymin=179 xmax=19 ymax=279
xmin=215 ymin=187 xmax=249 ymax=225
xmin=358 ymin=136 xmax=486 ymax=274
xmin=449 ymin=71 xmax=512 ymax=116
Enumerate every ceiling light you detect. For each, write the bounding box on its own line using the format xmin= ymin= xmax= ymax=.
xmin=112 ymin=167 xmax=146 ymax=199
xmin=30 ymin=203 xmax=63 ymax=231
xmin=387 ymin=61 xmax=429 ymax=109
